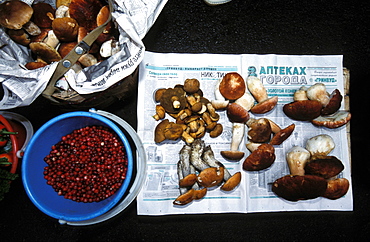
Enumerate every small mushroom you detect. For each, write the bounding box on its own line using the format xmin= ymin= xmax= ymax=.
xmin=323 ymin=178 xmax=350 ymax=200
xmin=55 ymin=5 xmax=70 ymax=18
xmin=311 ymin=111 xmax=351 ymax=129
xmin=246 ymin=75 xmax=268 ymax=103
xmin=293 ymin=86 xmax=308 ymax=101
xmin=154 ymin=119 xmax=170 ymax=143
xmin=153 ymin=105 xmax=166 ymax=121
xmin=247 ymin=118 xmax=272 ymax=143
xmin=96 ymin=5 xmax=112 ymax=34
xmin=269 ymin=123 xmax=295 ymax=145
xmin=305 ymin=134 xmax=335 ymax=157
xmin=78 ymin=53 xmax=98 ymax=67
xmin=272 ymin=175 xmax=328 ymax=201
xmin=220 ymin=123 xmax=245 ymax=160
xmin=243 ymin=143 xmax=275 ymax=171
xmin=283 ymin=100 xmax=322 ymax=121
xmin=100 ymin=39 xmax=120 ymax=58
xmin=183 ymin=78 xmax=200 ymax=94
xmin=219 ymin=72 xmax=246 ymax=100
xmin=306 ymin=83 xmax=330 ymax=107
xmin=173 ymin=189 xmax=195 ymax=206
xmin=285 ymin=146 xmax=311 ymax=176
xmin=209 ymin=123 xmax=223 ymax=138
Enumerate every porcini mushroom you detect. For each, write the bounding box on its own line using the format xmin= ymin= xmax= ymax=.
xmin=32 ymin=2 xmax=55 ymax=28
xmin=243 ymin=143 xmax=275 ymax=171
xmin=272 ymin=175 xmax=327 ymax=201
xmin=323 ymin=178 xmax=350 ymax=200
xmin=69 ymin=0 xmax=103 ymax=32
xmin=311 ymin=111 xmax=351 ymax=129
xmin=250 ymin=96 xmax=278 ymax=114
xmin=306 ymin=83 xmax=330 ymax=107
xmin=220 ymin=123 xmax=245 ymax=160
xmin=285 ymin=146 xmax=311 ymax=176
xmin=52 ymin=17 xmax=79 ymax=42
xmin=321 ymin=89 xmax=343 ymax=115
xmin=29 ymin=42 xmax=61 ymax=64
xmin=0 ymin=0 xmax=41 ymax=36
xmin=246 ymin=75 xmax=268 ymax=103
xmin=283 ymin=100 xmax=322 ymax=121
xmin=304 ymin=156 xmax=344 ymax=179
xmin=183 ymin=78 xmax=200 ymax=94
xmin=269 ymin=123 xmax=295 ymax=145
xmin=247 ymin=118 xmax=272 ymax=143
xmin=219 ymin=72 xmax=246 ymax=100
xmin=305 ymin=134 xmax=335 ymax=157
xmin=201 ymin=145 xmax=241 ymax=191
xmin=226 ymin=102 xmax=250 ymax=123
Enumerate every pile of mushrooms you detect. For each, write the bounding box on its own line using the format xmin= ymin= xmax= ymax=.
xmin=211 ymin=72 xmax=294 ymax=172
xmin=153 ymin=78 xmax=223 ymax=144
xmin=283 ymin=83 xmax=351 ymax=128
xmin=0 ymin=0 xmax=119 ymax=70
xmin=174 ymin=139 xmax=241 ymax=206
xmin=272 ymin=134 xmax=350 ymax=201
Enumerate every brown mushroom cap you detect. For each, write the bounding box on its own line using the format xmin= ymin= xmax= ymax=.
xmin=183 ymin=78 xmax=200 ymax=94
xmin=226 ymin=102 xmax=250 ymax=123
xmin=159 ymin=87 xmax=187 ymax=114
xmin=197 ymin=167 xmax=224 ymax=188
xmin=69 ymin=0 xmax=104 ymax=32
xmin=269 ymin=123 xmax=295 ymax=145
xmin=173 ymin=189 xmax=195 ymax=206
xmin=283 ymin=100 xmax=322 ymax=121
xmin=179 ymin=173 xmax=197 ymax=188
xmin=52 ymin=17 xmax=79 ymax=42
xmin=0 ymin=0 xmax=33 ymax=30
xmin=272 ymin=175 xmax=328 ymax=201
xmin=250 ymin=96 xmax=278 ymax=114
xmin=304 ymin=155 xmax=344 ymax=179
xmin=29 ymin=42 xmax=61 ymax=64
xmin=96 ymin=5 xmax=112 ymax=34
xmin=193 ymin=187 xmax=207 ymax=200
xmin=32 ymin=2 xmax=55 ymax=28
xmin=7 ymin=29 xmax=30 ymax=46
xmin=247 ymin=118 xmax=272 ymax=143
xmin=58 ymin=41 xmax=77 ymax=58
xmin=243 ymin=143 xmax=275 ymax=171
xmin=219 ymin=72 xmax=246 ymax=100
xmin=321 ymin=89 xmax=343 ymax=115
xmin=154 ymin=119 xmax=170 ymax=143
xmin=323 ymin=178 xmax=350 ymax=200
xmin=311 ymin=111 xmax=351 ymax=129
xmin=220 ymin=150 xmax=245 ymax=161
xmin=25 ymin=61 xmax=48 ymax=70
xmin=221 ymin=172 xmax=241 ymax=191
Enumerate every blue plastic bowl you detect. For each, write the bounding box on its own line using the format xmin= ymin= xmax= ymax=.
xmin=22 ymin=111 xmax=133 ymax=222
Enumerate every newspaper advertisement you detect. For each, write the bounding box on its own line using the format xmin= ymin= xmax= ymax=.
xmin=136 ymin=51 xmax=352 ymax=215
xmin=0 ymin=0 xmax=167 ymax=109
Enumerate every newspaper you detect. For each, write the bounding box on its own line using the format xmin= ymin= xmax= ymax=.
xmin=136 ymin=51 xmax=353 ymax=215
xmin=0 ymin=0 xmax=167 ymax=109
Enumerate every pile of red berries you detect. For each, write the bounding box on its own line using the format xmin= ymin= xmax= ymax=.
xmin=43 ymin=125 xmax=128 ymax=203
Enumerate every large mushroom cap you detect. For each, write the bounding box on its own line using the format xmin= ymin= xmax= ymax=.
xmin=32 ymin=2 xmax=55 ymax=28
xmin=272 ymin=175 xmax=328 ymax=201
xmin=0 ymin=0 xmax=33 ymax=30
xmin=29 ymin=42 xmax=61 ymax=64
xmin=219 ymin=72 xmax=246 ymax=100
xmin=283 ymin=100 xmax=322 ymax=121
xmin=69 ymin=0 xmax=104 ymax=32
xmin=243 ymin=143 xmax=275 ymax=171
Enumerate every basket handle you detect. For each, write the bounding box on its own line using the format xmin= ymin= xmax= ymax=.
xmin=42 ymin=0 xmax=114 ymax=103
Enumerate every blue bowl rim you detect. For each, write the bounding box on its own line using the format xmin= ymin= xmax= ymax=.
xmin=22 ymin=111 xmax=133 ymax=222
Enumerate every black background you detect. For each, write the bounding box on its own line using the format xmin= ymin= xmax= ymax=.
xmin=1 ymin=0 xmax=369 ymax=241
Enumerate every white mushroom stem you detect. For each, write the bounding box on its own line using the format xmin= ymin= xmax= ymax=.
xmin=246 ymin=75 xmax=268 ymax=103
xmin=234 ymin=92 xmax=255 ymax=111
xmin=214 ymin=78 xmax=226 ymax=101
xmin=286 ymin=146 xmax=311 ymax=176
xmin=55 ymin=5 xmax=70 ymax=18
xmin=306 ymin=83 xmax=330 ymax=106
xmin=231 ymin=123 xmax=245 ymax=151
xmin=78 ymin=53 xmax=98 ymax=67
xmin=43 ymin=30 xmax=59 ymax=49
xmin=23 ymin=21 xmax=41 ymax=36
xmin=100 ymin=39 xmax=120 ymax=58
